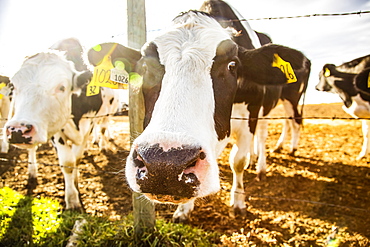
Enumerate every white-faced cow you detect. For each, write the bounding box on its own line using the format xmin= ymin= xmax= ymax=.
xmin=90 ymin=10 xmax=309 ymax=222
xmin=5 ymin=38 xmax=118 ymax=210
xmin=0 ymin=75 xmax=11 ymax=153
xmin=316 ymin=54 xmax=370 ymax=159
xmin=200 ymin=0 xmax=310 ymax=160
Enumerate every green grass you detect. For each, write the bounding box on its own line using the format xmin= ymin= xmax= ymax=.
xmin=0 ymin=187 xmax=220 ymax=246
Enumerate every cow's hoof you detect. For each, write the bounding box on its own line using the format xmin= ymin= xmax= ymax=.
xmin=229 ymin=207 xmax=247 ymax=219
xmin=26 ymin=177 xmax=38 ymax=195
xmin=66 ymin=205 xmax=85 ymax=213
xmin=173 ymin=215 xmax=190 ymax=224
xmin=255 ymin=171 xmax=266 ymax=182
xmin=290 ymin=148 xmax=297 ymax=156
xmin=271 ymin=146 xmax=283 ymax=153
xmin=356 ymin=154 xmax=365 ymax=160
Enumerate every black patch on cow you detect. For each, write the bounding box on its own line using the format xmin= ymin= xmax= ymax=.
xmin=71 ymin=88 xmax=103 ymax=129
xmin=139 ymin=42 xmax=164 ymax=129
xmin=211 ymin=40 xmax=239 ymax=140
xmin=58 ymin=137 xmax=65 ymax=145
xmin=355 ymin=68 xmax=370 ymax=100
xmin=8 ymin=130 xmax=32 ymax=144
xmin=199 ymin=0 xmax=271 ymax=49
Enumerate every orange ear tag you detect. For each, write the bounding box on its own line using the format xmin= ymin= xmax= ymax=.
xmin=272 ymin=54 xmax=297 ymax=83
xmin=367 ymin=72 xmax=370 ymax=88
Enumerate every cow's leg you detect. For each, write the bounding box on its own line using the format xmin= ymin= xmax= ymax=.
xmin=255 ymin=118 xmax=269 ymax=181
xmin=229 ymin=121 xmax=253 ymax=216
xmin=273 ymin=100 xmax=300 ymax=155
xmin=26 ymin=146 xmax=38 ymax=194
xmin=173 ymin=199 xmax=195 ymax=223
xmin=52 ymin=133 xmax=82 ymax=211
xmin=0 ymin=97 xmax=10 ymax=153
xmin=358 ymin=120 xmax=370 ymax=160
xmin=72 ymin=119 xmax=94 ymax=164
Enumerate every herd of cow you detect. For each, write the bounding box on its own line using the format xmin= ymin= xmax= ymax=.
xmin=1 ymin=0 xmax=369 ymax=222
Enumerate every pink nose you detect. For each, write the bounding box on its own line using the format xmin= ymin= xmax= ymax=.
xmin=6 ymin=123 xmax=35 ymax=144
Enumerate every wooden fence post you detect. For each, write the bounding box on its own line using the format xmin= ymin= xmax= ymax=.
xmin=126 ymin=0 xmax=155 ymax=236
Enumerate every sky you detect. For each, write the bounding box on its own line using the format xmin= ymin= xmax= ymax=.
xmin=0 ymin=0 xmax=369 ymax=104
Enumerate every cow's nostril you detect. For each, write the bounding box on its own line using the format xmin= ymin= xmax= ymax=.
xmin=182 ymin=173 xmax=197 ymax=184
xmin=199 ymin=151 xmax=206 ymax=160
xmin=133 ymin=150 xmax=145 ymax=168
xmin=136 ymin=167 xmax=148 ymax=180
xmin=24 ymin=125 xmax=33 ymax=134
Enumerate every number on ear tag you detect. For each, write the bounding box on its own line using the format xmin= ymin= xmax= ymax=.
xmin=272 ymin=54 xmax=297 ymax=83
xmin=110 ymin=61 xmax=129 ymax=89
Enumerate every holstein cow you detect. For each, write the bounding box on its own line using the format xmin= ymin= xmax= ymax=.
xmin=200 ymin=0 xmax=310 ymax=159
xmin=89 ymin=11 xmax=309 ymax=221
xmin=316 ymin=54 xmax=370 ymax=159
xmin=50 ymin=38 xmax=121 ymax=151
xmin=0 ymin=75 xmax=11 ymax=153
xmin=5 ymin=38 xmax=116 ymax=210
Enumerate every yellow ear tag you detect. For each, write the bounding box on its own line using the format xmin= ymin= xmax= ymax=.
xmin=272 ymin=54 xmax=297 ymax=83
xmin=324 ymin=68 xmax=331 ymax=77
xmin=87 ymin=55 xmax=119 ymax=96
xmin=110 ymin=61 xmax=129 ymax=90
xmin=0 ymin=82 xmax=6 ymax=99
xmin=367 ymin=72 xmax=370 ymax=88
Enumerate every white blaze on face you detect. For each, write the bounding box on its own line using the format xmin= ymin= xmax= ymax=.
xmin=7 ymin=52 xmax=76 ymax=145
xmin=126 ymin=12 xmax=235 ymax=200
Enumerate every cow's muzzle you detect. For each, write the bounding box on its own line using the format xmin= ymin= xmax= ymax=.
xmin=6 ymin=123 xmax=35 ymax=147
xmin=131 ymin=143 xmax=206 ymax=204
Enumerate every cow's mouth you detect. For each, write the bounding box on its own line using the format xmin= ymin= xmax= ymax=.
xmin=143 ymin=193 xmax=193 ymax=204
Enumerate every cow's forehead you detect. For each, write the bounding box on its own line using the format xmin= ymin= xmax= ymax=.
xmin=12 ymin=52 xmax=74 ymax=87
xmin=152 ymin=11 xmax=233 ymax=67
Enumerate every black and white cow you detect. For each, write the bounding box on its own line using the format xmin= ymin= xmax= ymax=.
xmin=316 ymin=54 xmax=370 ymax=159
xmin=200 ymin=0 xmax=310 ymax=160
xmin=0 ymin=75 xmax=11 ymax=153
xmin=5 ymin=38 xmax=117 ymax=210
xmin=89 ymin=10 xmax=309 ymax=221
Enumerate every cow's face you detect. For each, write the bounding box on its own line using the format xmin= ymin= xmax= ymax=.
xmin=5 ymin=52 xmax=91 ymax=148
xmin=316 ymin=64 xmax=357 ymax=107
xmin=126 ymin=12 xmax=239 ymax=204
xmin=89 ymin=11 xmax=307 ymax=205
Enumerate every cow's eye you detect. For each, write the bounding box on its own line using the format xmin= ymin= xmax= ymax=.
xmin=59 ymin=85 xmax=66 ymax=92
xmin=228 ymin=61 xmax=237 ymax=74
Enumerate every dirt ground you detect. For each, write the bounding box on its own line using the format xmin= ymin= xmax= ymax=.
xmin=1 ymin=103 xmax=370 ymax=246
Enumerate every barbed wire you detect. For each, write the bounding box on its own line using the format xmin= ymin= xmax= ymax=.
xmin=115 ymin=10 xmax=370 ymax=37
xmin=1 ymin=114 xmax=369 ymax=122
xmin=243 ymin=10 xmax=370 ymax=21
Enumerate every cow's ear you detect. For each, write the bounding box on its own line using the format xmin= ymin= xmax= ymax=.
xmin=87 ymin=43 xmax=142 ymax=73
xmin=238 ymin=44 xmax=309 ymax=85
xmin=73 ymin=70 xmax=93 ymax=91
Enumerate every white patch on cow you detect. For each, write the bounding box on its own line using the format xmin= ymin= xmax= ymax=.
xmin=273 ymin=100 xmax=300 ymax=153
xmin=229 ymin=103 xmax=253 ymax=210
xmin=343 ymin=95 xmax=370 ymax=159
xmin=343 ymin=95 xmax=370 ymax=118
xmin=127 ymin=12 xmax=234 ymax=200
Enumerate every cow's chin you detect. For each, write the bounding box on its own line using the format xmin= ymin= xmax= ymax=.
xmin=143 ymin=193 xmax=194 ymax=204
xmin=11 ymin=143 xmax=38 ymax=150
